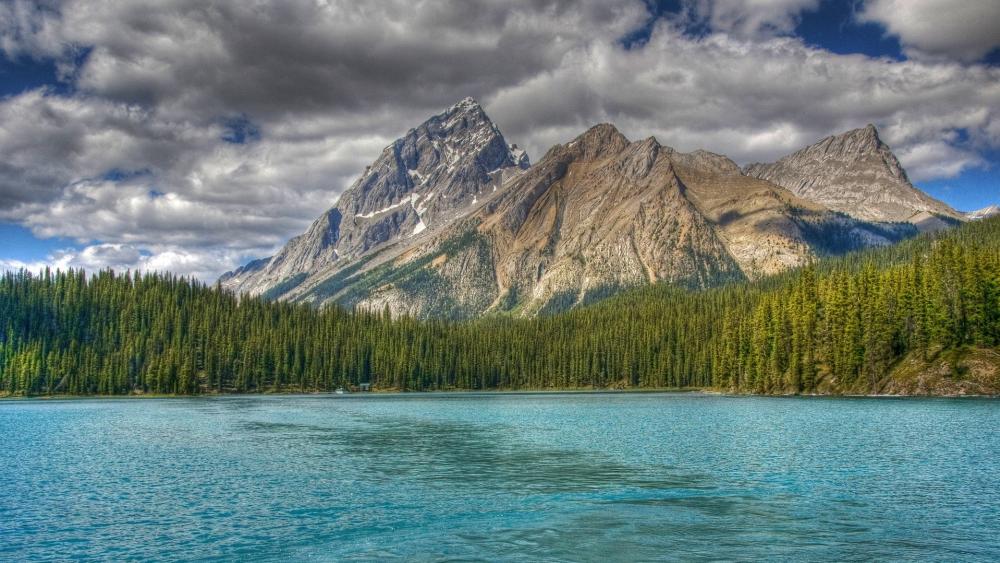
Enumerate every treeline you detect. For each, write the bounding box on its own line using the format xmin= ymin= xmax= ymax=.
xmin=2 ymin=218 xmax=999 ymax=396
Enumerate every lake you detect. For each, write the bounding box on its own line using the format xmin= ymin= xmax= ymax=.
xmin=1 ymin=393 xmax=998 ymax=561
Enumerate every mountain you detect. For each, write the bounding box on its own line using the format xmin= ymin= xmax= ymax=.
xmin=11 ymin=217 xmax=1000 ymax=397
xmin=663 ymin=146 xmax=907 ymax=277
xmin=222 ymin=104 xmax=943 ymax=319
xmin=966 ymin=205 xmax=1000 ymax=221
xmin=231 ymin=122 xmax=912 ymax=318
xmin=221 ymin=97 xmax=528 ymax=297
xmin=412 ymin=124 xmax=748 ymax=316
xmin=743 ymin=125 xmax=962 ymax=229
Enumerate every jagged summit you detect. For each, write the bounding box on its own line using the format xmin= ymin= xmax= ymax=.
xmin=570 ymin=123 xmax=630 ymax=150
xmin=967 ymin=204 xmax=1000 ymax=221
xmin=312 ymin=123 xmax=906 ymax=318
xmin=744 ymin=124 xmax=960 ymax=225
xmin=222 ymin=114 xmax=946 ymax=319
xmin=220 ymin=98 xmax=529 ymax=297
xmin=509 ymin=144 xmax=529 ymax=169
xmin=811 ymin=124 xmax=890 ymax=161
xmin=451 ymin=96 xmax=481 ymax=110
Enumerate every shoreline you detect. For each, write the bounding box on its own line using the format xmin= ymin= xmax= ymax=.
xmin=2 ymin=387 xmax=997 ymax=401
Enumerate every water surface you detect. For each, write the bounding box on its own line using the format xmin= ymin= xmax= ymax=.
xmin=1 ymin=393 xmax=998 ymax=561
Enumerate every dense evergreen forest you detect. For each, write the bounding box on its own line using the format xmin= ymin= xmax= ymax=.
xmin=2 ymin=218 xmax=1000 ymax=396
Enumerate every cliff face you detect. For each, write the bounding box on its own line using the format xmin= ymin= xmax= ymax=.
xmin=281 ymin=124 xmax=910 ymax=318
xmin=221 ymin=106 xmax=940 ymax=319
xmin=744 ymin=125 xmax=961 ymax=227
xmin=220 ymin=97 xmax=528 ymax=297
xmin=459 ymin=124 xmax=745 ymax=315
xmin=671 ymin=149 xmax=907 ymax=279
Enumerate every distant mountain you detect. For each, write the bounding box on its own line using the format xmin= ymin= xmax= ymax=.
xmin=404 ymin=124 xmax=748 ymax=316
xmin=966 ymin=205 xmax=1000 ymax=221
xmin=323 ymin=124 xmax=909 ymax=317
xmin=744 ymin=125 xmax=962 ymax=229
xmin=222 ymin=103 xmax=949 ymax=318
xmin=221 ymin=97 xmax=528 ymax=297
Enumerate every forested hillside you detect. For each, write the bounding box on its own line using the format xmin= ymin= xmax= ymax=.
xmin=3 ymin=219 xmax=999 ymax=396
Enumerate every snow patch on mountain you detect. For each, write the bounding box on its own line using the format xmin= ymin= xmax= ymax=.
xmin=966 ymin=205 xmax=1000 ymax=220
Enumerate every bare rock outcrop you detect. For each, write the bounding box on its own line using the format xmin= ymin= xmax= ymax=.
xmin=744 ymin=125 xmax=961 ymax=227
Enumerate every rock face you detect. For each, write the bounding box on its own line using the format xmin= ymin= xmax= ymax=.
xmin=668 ymin=147 xmax=908 ymax=278
xmin=252 ymin=124 xmax=911 ymax=318
xmin=221 ymin=97 xmax=529 ymax=297
xmin=222 ymin=106 xmax=944 ymax=319
xmin=744 ymin=125 xmax=961 ymax=226
xmin=460 ymin=125 xmax=746 ymax=314
xmin=966 ymin=205 xmax=1000 ymax=221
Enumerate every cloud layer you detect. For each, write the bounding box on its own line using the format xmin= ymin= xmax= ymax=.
xmin=859 ymin=0 xmax=1000 ymax=62
xmin=1 ymin=0 xmax=998 ymax=280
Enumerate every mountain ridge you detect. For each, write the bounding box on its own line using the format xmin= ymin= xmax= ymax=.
xmin=743 ymin=125 xmax=961 ymax=226
xmin=221 ymin=102 xmax=953 ymax=318
xmin=966 ymin=204 xmax=1000 ymax=221
xmin=222 ymin=97 xmax=528 ymax=298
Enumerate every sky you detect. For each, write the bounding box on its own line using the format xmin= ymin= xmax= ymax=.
xmin=0 ymin=0 xmax=998 ymax=281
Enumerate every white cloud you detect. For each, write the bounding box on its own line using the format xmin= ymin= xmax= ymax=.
xmin=895 ymin=140 xmax=985 ymax=182
xmin=0 ymin=0 xmax=64 ymax=61
xmin=859 ymin=0 xmax=1000 ymax=62
xmin=489 ymin=25 xmax=1000 ymax=173
xmin=688 ymin=0 xmax=820 ymax=38
xmin=1 ymin=243 xmax=248 ymax=282
xmin=0 ymin=0 xmax=997 ymax=280
xmin=0 ymin=257 xmax=68 ymax=275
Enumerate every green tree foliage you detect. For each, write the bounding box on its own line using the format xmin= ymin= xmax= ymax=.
xmin=2 ymin=218 xmax=999 ymax=396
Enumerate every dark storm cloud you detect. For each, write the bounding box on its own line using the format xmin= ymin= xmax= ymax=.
xmin=0 ymin=90 xmax=216 ymax=206
xmin=0 ymin=0 xmax=997 ymax=279
xmin=64 ymin=0 xmax=646 ymax=123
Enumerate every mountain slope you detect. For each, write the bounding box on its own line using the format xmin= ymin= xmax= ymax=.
xmin=668 ymin=148 xmax=910 ymax=278
xmin=221 ymin=107 xmax=945 ymax=319
xmin=743 ymin=125 xmax=961 ymax=227
xmin=288 ymin=125 xmax=913 ymax=318
xmin=220 ymin=98 xmax=528 ymax=297
xmin=470 ymin=124 xmax=745 ymax=314
xmin=967 ymin=205 xmax=1000 ymax=221
xmin=9 ymin=217 xmax=1000 ymax=396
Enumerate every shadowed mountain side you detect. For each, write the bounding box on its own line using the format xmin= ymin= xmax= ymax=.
xmin=283 ymin=124 xmax=913 ymax=318
xmin=744 ymin=125 xmax=961 ymax=227
xmin=674 ymin=156 xmax=913 ymax=278
xmin=221 ymin=97 xmax=529 ymax=298
xmin=220 ymin=104 xmax=938 ymax=319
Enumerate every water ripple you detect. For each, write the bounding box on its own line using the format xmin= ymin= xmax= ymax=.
xmin=0 ymin=394 xmax=997 ymax=561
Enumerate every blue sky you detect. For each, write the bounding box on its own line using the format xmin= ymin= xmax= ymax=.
xmin=0 ymin=221 xmax=74 ymax=261
xmin=0 ymin=0 xmax=997 ymax=279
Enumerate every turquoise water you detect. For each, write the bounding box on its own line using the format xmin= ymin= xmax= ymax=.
xmin=1 ymin=393 xmax=998 ymax=561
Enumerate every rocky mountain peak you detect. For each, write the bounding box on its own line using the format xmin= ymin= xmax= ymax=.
xmin=562 ymin=123 xmax=631 ymax=158
xmin=509 ymin=144 xmax=530 ymax=169
xmin=450 ymin=96 xmax=482 ymax=112
xmin=743 ymin=125 xmax=959 ymax=225
xmin=966 ymin=204 xmax=1000 ymax=220
xmin=663 ymin=147 xmax=742 ymax=177
xmin=340 ymin=97 xmax=526 ymax=223
xmin=221 ymin=114 xmax=957 ymax=320
xmin=219 ymin=98 xmax=528 ymax=297
xmin=812 ymin=124 xmax=894 ymax=164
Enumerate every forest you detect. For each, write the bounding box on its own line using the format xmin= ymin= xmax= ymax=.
xmin=2 ymin=217 xmax=999 ymax=396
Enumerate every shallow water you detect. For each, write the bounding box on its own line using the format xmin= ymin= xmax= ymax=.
xmin=1 ymin=393 xmax=998 ymax=561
